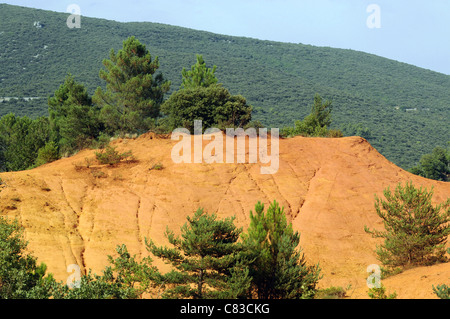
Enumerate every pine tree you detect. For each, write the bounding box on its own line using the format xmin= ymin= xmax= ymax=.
xmin=48 ymin=74 xmax=101 ymax=154
xmin=35 ymin=141 xmax=60 ymax=166
xmin=145 ymin=208 xmax=250 ymax=299
xmin=181 ymin=54 xmax=218 ymax=89
xmin=0 ymin=114 xmax=50 ymax=171
xmin=365 ymin=181 xmax=450 ymax=272
xmin=160 ymin=54 xmax=252 ymax=132
xmin=48 ymin=74 xmax=92 ymax=139
xmin=241 ymin=201 xmax=321 ymax=299
xmin=310 ymin=93 xmax=333 ymax=129
xmin=93 ymin=36 xmax=170 ymax=135
xmin=280 ymin=94 xmax=335 ymax=138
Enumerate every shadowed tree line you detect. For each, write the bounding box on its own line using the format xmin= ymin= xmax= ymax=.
xmin=0 ymin=37 xmax=253 ymax=172
xmin=0 ymin=35 xmax=446 ymax=183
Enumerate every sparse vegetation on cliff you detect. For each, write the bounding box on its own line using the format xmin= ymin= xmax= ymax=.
xmin=0 ymin=201 xmax=322 ymax=299
xmin=95 ymin=145 xmax=133 ymax=165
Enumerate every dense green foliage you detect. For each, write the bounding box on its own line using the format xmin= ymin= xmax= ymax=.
xmin=433 ymin=284 xmax=450 ymax=299
xmin=241 ymin=201 xmax=321 ymax=299
xmin=281 ymin=94 xmax=342 ymax=138
xmin=34 ymin=141 xmax=59 ymax=167
xmin=0 ymin=113 xmax=50 ymax=171
xmin=161 ymin=55 xmax=252 ymax=133
xmin=95 ymin=145 xmax=133 ymax=165
xmin=340 ymin=122 xmax=372 ymax=140
xmin=0 ymin=216 xmax=60 ymax=298
xmin=365 ymin=181 xmax=450 ymax=274
xmin=181 ymin=54 xmax=218 ymax=89
xmin=1 ymin=4 xmax=449 ymax=169
xmin=161 ymin=84 xmax=252 ymax=133
xmin=367 ymin=284 xmax=397 ymax=299
xmin=93 ymin=36 xmax=171 ymax=135
xmin=145 ymin=208 xmax=250 ymax=299
xmin=409 ymin=144 xmax=450 ymax=181
xmin=48 ymin=73 xmax=102 ymax=154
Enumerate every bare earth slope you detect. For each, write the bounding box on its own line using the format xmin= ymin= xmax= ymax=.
xmin=0 ymin=133 xmax=449 ymax=299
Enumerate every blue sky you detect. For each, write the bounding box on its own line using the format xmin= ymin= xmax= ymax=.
xmin=3 ymin=0 xmax=450 ymax=74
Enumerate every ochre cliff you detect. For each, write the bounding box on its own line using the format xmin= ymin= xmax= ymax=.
xmin=1 ymin=132 xmax=448 ymax=298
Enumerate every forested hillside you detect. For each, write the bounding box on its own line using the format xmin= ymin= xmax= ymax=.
xmin=0 ymin=4 xmax=449 ymax=169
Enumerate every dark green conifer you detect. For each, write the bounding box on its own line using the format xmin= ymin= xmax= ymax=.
xmin=241 ymin=201 xmax=321 ymax=299
xmin=145 ymin=208 xmax=250 ymax=299
xmin=93 ymin=36 xmax=170 ymax=135
xmin=365 ymin=181 xmax=450 ymax=272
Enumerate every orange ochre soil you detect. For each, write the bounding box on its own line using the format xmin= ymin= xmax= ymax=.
xmin=1 ymin=132 xmax=448 ymax=299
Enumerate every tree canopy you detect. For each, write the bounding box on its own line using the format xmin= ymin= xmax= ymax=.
xmin=161 ymin=84 xmax=252 ymax=133
xmin=145 ymin=208 xmax=250 ymax=299
xmin=181 ymin=54 xmax=218 ymax=89
xmin=241 ymin=201 xmax=321 ymax=299
xmin=161 ymin=55 xmax=252 ymax=133
xmin=281 ymin=94 xmax=341 ymax=138
xmin=48 ymin=73 xmax=101 ymax=154
xmin=365 ymin=181 xmax=450 ymax=273
xmin=0 ymin=216 xmax=59 ymax=298
xmin=0 ymin=114 xmax=50 ymax=171
xmin=410 ymin=144 xmax=450 ymax=181
xmin=93 ymin=36 xmax=171 ymax=135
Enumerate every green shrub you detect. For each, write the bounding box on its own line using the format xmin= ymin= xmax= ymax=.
xmin=0 ymin=216 xmax=60 ymax=298
xmin=327 ymin=129 xmax=344 ymax=138
xmin=368 ymin=284 xmax=397 ymax=299
xmin=89 ymin=133 xmax=111 ymax=150
xmin=409 ymin=146 xmax=449 ymax=182
xmin=365 ymin=181 xmax=450 ymax=271
xmin=280 ymin=94 xmax=340 ymax=138
xmin=433 ymin=284 xmax=450 ymax=299
xmin=35 ymin=141 xmax=60 ymax=166
xmin=314 ymin=286 xmax=347 ymax=299
xmin=149 ymin=162 xmax=163 ymax=170
xmin=95 ymin=145 xmax=133 ymax=165
xmin=91 ymin=169 xmax=107 ymax=178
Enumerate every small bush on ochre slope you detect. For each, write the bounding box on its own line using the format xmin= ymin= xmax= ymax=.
xmin=365 ymin=181 xmax=450 ymax=276
xmin=95 ymin=145 xmax=133 ymax=165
